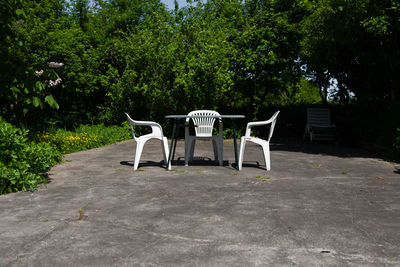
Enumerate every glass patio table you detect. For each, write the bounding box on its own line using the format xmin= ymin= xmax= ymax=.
xmin=165 ymin=114 xmax=245 ymax=170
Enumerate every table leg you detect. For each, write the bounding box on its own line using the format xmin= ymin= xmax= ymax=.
xmin=172 ymin=129 xmax=178 ymax=162
xmin=231 ymin=119 xmax=239 ymax=170
xmin=218 ymin=118 xmax=223 ymax=166
xmin=167 ymin=119 xmax=178 ymax=170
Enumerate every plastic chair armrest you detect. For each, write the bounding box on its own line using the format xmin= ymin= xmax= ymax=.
xmin=132 ymin=120 xmax=161 ymax=127
xmin=247 ymin=119 xmax=273 ymax=128
xmin=245 ymin=119 xmax=274 ymax=137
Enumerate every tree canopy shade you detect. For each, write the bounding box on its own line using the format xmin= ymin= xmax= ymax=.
xmin=300 ymin=0 xmax=400 ymax=105
xmin=298 ymin=0 xmax=400 ymax=148
xmin=1 ymin=0 xmax=399 ymax=152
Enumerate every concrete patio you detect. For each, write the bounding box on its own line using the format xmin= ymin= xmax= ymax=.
xmin=1 ymin=139 xmax=400 ymax=266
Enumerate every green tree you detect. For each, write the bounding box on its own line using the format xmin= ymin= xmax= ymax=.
xmin=230 ymin=0 xmax=303 ymax=119
xmin=300 ymin=0 xmax=400 ymax=105
xmin=300 ymin=0 xmax=400 ymax=149
xmin=106 ymin=0 xmax=236 ymax=123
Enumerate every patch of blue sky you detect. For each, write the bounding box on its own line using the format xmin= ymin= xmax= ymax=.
xmin=161 ymin=0 xmax=188 ymax=10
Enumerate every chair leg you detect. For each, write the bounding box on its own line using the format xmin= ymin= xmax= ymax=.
xmin=260 ymin=141 xmax=271 ymax=171
xmin=212 ymin=139 xmax=218 ymax=163
xmin=162 ymin=137 xmax=171 ymax=170
xmin=189 ymin=140 xmax=196 ymax=162
xmin=212 ymin=140 xmax=217 ymax=160
xmin=134 ymin=139 xmax=145 ymax=170
xmin=238 ymin=137 xmax=246 ymax=171
xmin=211 ymin=139 xmax=223 ymax=166
xmin=185 ymin=137 xmax=190 ymax=166
xmin=218 ymin=137 xmax=223 ymax=166
xmin=185 ymin=138 xmax=196 ymax=165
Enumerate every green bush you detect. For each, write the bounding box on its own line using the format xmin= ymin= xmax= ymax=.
xmin=37 ymin=123 xmax=131 ymax=154
xmin=0 ymin=117 xmax=61 ymax=194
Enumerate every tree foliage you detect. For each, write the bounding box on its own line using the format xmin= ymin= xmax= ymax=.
xmin=1 ymin=0 xmax=399 ymax=152
xmin=300 ymin=0 xmax=400 ymax=105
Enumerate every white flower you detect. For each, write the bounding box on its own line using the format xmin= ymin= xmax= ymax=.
xmin=48 ymin=62 xmax=64 ymax=68
xmin=47 ymin=78 xmax=62 ymax=86
xmin=34 ymin=70 xmax=44 ymax=77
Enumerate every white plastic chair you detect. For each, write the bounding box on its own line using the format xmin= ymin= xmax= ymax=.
xmin=125 ymin=113 xmax=170 ymax=170
xmin=238 ymin=111 xmax=280 ymax=171
xmin=184 ymin=110 xmax=223 ymax=166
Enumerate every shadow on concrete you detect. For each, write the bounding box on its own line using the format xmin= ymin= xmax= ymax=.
xmin=239 ymin=161 xmax=264 ymax=170
xmin=271 ymin=137 xmax=394 ymax=162
xmin=120 ymin=159 xmax=232 ymax=169
xmin=172 ymin=157 xmax=230 ymax=167
xmin=120 ymin=160 xmax=166 ymax=169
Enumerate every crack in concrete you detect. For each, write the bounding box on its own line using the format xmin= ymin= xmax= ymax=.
xmin=143 ymin=230 xmax=214 ymax=243
xmin=6 ymin=220 xmax=69 ymax=266
xmin=336 ymin=182 xmax=391 ymax=258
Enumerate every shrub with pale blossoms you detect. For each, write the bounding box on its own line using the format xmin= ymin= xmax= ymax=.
xmin=34 ymin=70 xmax=44 ymax=77
xmin=48 ymin=77 xmax=62 ymax=86
xmin=47 ymin=62 xmax=64 ymax=68
xmin=34 ymin=61 xmax=64 ymax=86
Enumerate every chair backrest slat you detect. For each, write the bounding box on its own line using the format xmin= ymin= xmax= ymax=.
xmin=307 ymin=108 xmax=331 ymax=127
xmin=187 ymin=110 xmax=220 ymax=137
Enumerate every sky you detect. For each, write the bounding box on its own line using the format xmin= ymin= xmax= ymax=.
xmin=161 ymin=0 xmax=188 ymax=10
